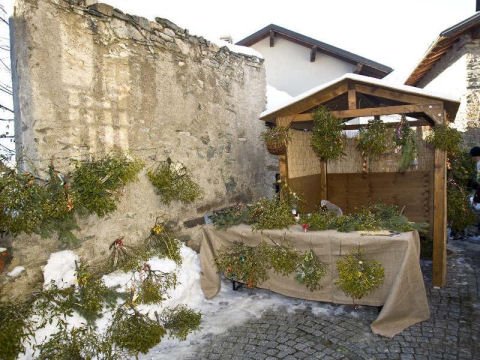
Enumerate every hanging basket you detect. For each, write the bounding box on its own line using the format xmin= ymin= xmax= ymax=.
xmin=0 ymin=248 xmax=9 ymax=273
xmin=266 ymin=139 xmax=287 ymax=155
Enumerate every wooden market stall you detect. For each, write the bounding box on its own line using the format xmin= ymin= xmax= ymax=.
xmin=260 ymin=74 xmax=460 ymax=288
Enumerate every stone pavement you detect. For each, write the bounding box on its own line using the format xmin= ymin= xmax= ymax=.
xmin=189 ymin=238 xmax=480 ymax=360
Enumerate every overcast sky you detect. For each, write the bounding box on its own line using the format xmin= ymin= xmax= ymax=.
xmin=1 ymin=0 xmax=477 ymax=82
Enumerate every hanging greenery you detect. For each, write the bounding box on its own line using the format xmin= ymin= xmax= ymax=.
xmin=310 ymin=106 xmax=345 ymax=161
xmin=147 ymin=158 xmax=203 ymax=205
xmin=160 ymin=305 xmax=202 ymax=341
xmin=261 ymin=126 xmax=290 ymax=155
xmin=136 ymin=264 xmax=178 ymax=305
xmin=0 ymin=154 xmax=143 ymax=248
xmin=248 ymin=198 xmax=296 ymax=230
xmin=0 ymin=301 xmax=35 ymax=360
xmin=425 ymin=124 xmax=462 ymax=154
xmin=447 ymin=182 xmax=476 ymax=232
xmin=295 ymin=250 xmax=327 ymax=291
xmin=215 ymin=241 xmax=328 ymax=290
xmin=108 ymin=307 xmax=167 ymax=357
xmin=357 ymin=119 xmax=392 ymax=158
xmin=71 ymin=154 xmax=144 ymax=217
xmin=35 ymin=324 xmax=118 ymax=360
xmin=146 ymin=221 xmax=182 ymax=265
xmin=394 ymin=116 xmax=417 ymax=172
xmin=336 ymin=248 xmax=385 ymax=305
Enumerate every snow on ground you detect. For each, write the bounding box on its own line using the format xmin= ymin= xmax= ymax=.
xmin=42 ymin=250 xmax=79 ymax=289
xmin=7 ymin=266 xmax=25 ymax=278
xmin=22 ymin=245 xmax=348 ymax=359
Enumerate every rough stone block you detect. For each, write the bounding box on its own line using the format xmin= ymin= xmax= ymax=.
xmin=88 ymin=3 xmax=113 ymax=17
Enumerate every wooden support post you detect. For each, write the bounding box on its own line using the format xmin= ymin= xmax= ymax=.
xmin=348 ymin=83 xmax=357 ymax=110
xmin=432 ymin=109 xmax=447 ymax=287
xmin=320 ymin=161 xmax=327 ymax=200
xmin=310 ymin=46 xmax=317 ymax=62
xmin=277 ymin=117 xmax=292 ymax=197
xmin=269 ymin=30 xmax=275 ymax=47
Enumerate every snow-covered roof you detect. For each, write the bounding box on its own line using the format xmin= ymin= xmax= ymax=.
xmin=261 ymin=73 xmax=460 ymax=120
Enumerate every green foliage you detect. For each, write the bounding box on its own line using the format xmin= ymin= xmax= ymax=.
xmin=0 ymin=154 xmax=142 ymax=248
xmin=425 ymin=124 xmax=462 ymax=154
xmin=71 ymin=154 xmax=143 ymax=217
xmin=136 ymin=265 xmax=177 ymax=305
xmin=0 ymin=169 xmax=50 ymax=235
xmin=449 ymin=151 xmax=476 ymax=188
xmin=216 ymin=241 xmax=327 ymax=290
xmin=75 ymin=262 xmax=117 ymax=321
xmin=147 ymin=158 xmax=202 ymax=205
xmin=0 ymin=301 xmax=34 ymax=360
xmin=357 ymin=119 xmax=392 ymax=158
xmin=248 ymin=198 xmax=296 ymax=230
xmin=295 ymin=250 xmax=327 ymax=291
xmin=446 ymin=151 xmax=477 ymax=232
xmin=311 ymin=106 xmax=345 ymax=161
xmin=215 ymin=241 xmax=270 ymax=288
xmin=161 ymin=305 xmax=202 ymax=341
xmin=447 ymin=182 xmax=476 ymax=232
xmin=147 ymin=223 xmax=182 ymax=265
xmin=108 ymin=308 xmax=166 ymax=356
xmin=302 ymin=204 xmax=425 ymax=233
xmin=210 ymin=204 xmax=250 ymax=229
xmin=336 ymin=249 xmax=385 ymax=303
xmin=36 ymin=324 xmax=119 ymax=360
xmin=268 ymin=242 xmax=302 ymax=276
xmin=394 ymin=119 xmax=417 ymax=172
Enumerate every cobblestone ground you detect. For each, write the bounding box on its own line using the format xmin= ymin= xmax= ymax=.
xmin=189 ymin=239 xmax=480 ymax=360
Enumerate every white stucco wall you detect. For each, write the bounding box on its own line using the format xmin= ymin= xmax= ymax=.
xmin=423 ymin=55 xmax=467 ymax=99
xmin=251 ymin=37 xmax=357 ymax=96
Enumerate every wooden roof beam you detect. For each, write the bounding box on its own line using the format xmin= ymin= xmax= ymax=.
xmin=354 ymin=83 xmax=444 ymax=106
xmin=310 ymin=45 xmax=317 ymax=62
xmin=274 ymin=103 xmax=443 ymax=122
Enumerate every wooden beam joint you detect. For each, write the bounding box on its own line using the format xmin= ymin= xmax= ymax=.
xmin=310 ymin=46 xmax=317 ymax=62
xmin=269 ymin=30 xmax=275 ymax=47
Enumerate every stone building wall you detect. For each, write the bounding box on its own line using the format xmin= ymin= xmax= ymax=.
xmin=4 ymin=0 xmax=272 ymax=299
xmin=417 ymin=35 xmax=480 ymax=148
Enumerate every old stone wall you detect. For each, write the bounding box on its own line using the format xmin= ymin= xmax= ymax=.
xmin=418 ymin=35 xmax=480 ymax=148
xmin=4 ymin=0 xmax=272 ymax=299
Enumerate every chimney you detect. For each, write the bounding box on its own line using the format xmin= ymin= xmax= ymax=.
xmin=219 ymin=35 xmax=233 ymax=44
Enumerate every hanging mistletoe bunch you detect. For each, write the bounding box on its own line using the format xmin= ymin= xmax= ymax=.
xmin=357 ymin=119 xmax=391 ymax=158
xmin=215 ymin=241 xmax=328 ymax=290
xmin=310 ymin=106 xmax=345 ymax=161
xmin=336 ymin=248 xmax=385 ymax=305
xmin=425 ymin=124 xmax=462 ymax=154
xmin=147 ymin=158 xmax=203 ymax=205
xmin=394 ymin=116 xmax=417 ymax=172
xmin=295 ymin=250 xmax=328 ymax=291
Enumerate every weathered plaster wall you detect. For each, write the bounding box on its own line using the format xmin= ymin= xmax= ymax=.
xmin=4 ymin=0 xmax=271 ymax=299
xmin=418 ymin=35 xmax=480 ymax=148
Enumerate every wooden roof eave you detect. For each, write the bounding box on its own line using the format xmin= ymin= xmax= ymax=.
xmin=261 ymin=79 xmax=460 ymax=124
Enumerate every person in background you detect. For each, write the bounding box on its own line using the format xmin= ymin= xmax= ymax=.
xmin=469 ymin=146 xmax=480 ymax=209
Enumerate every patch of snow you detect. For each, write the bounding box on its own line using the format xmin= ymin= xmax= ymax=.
xmin=43 ymin=250 xmax=79 ymax=289
xmin=25 ymin=244 xmax=348 ymax=360
xmin=266 ymin=85 xmax=293 ymax=113
xmin=210 ymin=38 xmax=263 ymax=59
xmin=7 ymin=266 xmax=25 ymax=278
xmin=0 ymin=247 xmax=7 ymax=252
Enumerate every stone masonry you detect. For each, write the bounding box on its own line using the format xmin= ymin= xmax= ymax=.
xmin=3 ymin=0 xmax=271 ymax=299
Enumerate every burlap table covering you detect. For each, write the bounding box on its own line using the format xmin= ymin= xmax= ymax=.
xmin=198 ymin=224 xmax=430 ymax=338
